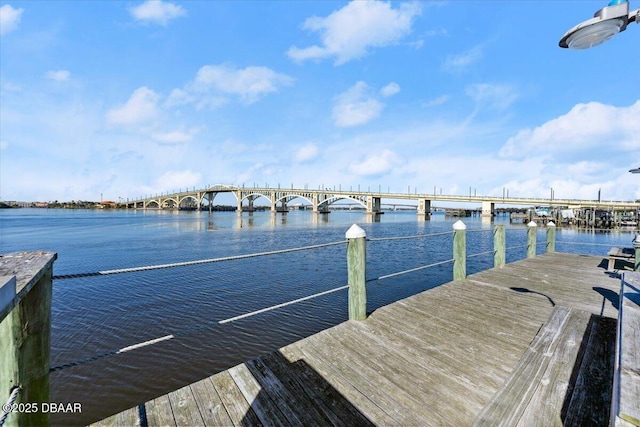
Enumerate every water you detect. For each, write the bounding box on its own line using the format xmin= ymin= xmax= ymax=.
xmin=0 ymin=208 xmax=636 ymax=425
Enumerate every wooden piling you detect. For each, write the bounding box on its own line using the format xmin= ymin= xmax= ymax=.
xmin=546 ymin=222 xmax=556 ymax=254
xmin=634 ymin=237 xmax=640 ymax=272
xmin=453 ymin=220 xmax=466 ymax=280
xmin=527 ymin=221 xmax=537 ymax=258
xmin=494 ymin=225 xmax=506 ymax=268
xmin=346 ymin=225 xmax=366 ymax=320
xmin=0 ymin=251 xmax=56 ymax=427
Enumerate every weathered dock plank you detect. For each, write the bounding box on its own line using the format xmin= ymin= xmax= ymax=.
xmin=296 ymin=327 xmax=432 ymax=425
xmin=244 ymin=357 xmax=320 ymax=427
xmin=167 ymin=384 xmax=204 ymax=426
xmin=145 ymin=394 xmax=175 ymax=427
xmin=228 ymin=363 xmax=291 ymax=426
xmin=279 ymin=344 xmax=398 ymax=426
xmin=210 ymin=370 xmax=261 ymax=426
xmin=93 ymin=252 xmax=627 ymax=426
xmin=189 ymin=377 xmax=234 ymax=426
xmin=615 ymin=272 xmax=640 ymax=427
xmin=259 ymin=351 xmax=374 ymax=427
xmin=472 ymin=306 xmax=599 ymax=426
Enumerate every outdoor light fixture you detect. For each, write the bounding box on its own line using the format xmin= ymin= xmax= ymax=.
xmin=559 ymin=0 xmax=639 ymax=49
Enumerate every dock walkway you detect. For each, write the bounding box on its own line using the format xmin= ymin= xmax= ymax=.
xmin=94 ymin=252 xmax=626 ymax=426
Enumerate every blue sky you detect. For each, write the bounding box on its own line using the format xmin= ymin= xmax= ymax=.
xmin=1 ymin=0 xmax=639 ymax=204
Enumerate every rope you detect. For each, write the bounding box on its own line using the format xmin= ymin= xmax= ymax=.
xmin=53 ymin=240 xmax=346 ymax=280
xmin=467 ymin=250 xmax=496 ymax=259
xmin=505 ymin=244 xmax=529 ymax=251
xmin=0 ymin=386 xmax=21 ymax=427
xmin=367 ymin=231 xmax=453 ymax=242
xmin=555 ymin=240 xmax=633 ymax=247
xmin=367 ymin=259 xmax=454 ymax=282
xmin=49 ymin=283 xmax=349 ymax=372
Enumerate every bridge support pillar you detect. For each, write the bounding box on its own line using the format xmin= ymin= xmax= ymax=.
xmin=417 ymin=199 xmax=431 ymax=216
xmin=272 ymin=201 xmax=287 ymax=213
xmin=481 ymin=201 xmax=495 ymax=218
xmin=236 ymin=192 xmax=256 ymax=213
xmin=366 ymin=196 xmax=381 ymax=214
xmin=312 ymin=194 xmax=329 ymax=213
xmin=236 ymin=191 xmax=243 ymax=213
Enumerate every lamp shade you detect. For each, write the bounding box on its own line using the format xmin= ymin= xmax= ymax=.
xmin=565 ymin=19 xmax=624 ymax=48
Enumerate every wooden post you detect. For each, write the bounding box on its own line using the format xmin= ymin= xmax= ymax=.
xmin=0 ymin=251 xmax=56 ymax=427
xmin=527 ymin=221 xmax=537 ymax=258
xmin=453 ymin=220 xmax=466 ymax=280
xmin=346 ymin=224 xmax=367 ymax=320
xmin=546 ymin=222 xmax=556 ymax=253
xmin=494 ymin=225 xmax=506 ymax=268
xmin=634 ymin=235 xmax=640 ymax=272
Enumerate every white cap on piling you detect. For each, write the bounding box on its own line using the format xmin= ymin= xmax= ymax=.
xmin=527 ymin=221 xmax=538 ymax=227
xmin=452 ymin=220 xmax=466 ymax=230
xmin=547 ymin=221 xmax=556 ymax=227
xmin=346 ymin=223 xmax=366 ymax=239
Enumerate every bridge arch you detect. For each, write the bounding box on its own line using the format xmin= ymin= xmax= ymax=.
xmin=198 ymin=192 xmax=218 ymax=208
xmin=162 ymin=198 xmax=178 ymax=208
xmin=178 ymin=195 xmax=199 ymax=208
xmin=237 ymin=192 xmax=272 ymax=206
xmin=145 ymin=200 xmax=160 ymax=209
xmin=320 ymin=195 xmax=367 ymax=210
xmin=274 ymin=194 xmax=313 ymax=206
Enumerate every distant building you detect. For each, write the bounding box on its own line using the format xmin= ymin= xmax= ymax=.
xmin=96 ymin=201 xmax=117 ymax=208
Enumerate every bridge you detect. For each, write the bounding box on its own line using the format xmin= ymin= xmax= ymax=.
xmin=124 ymin=184 xmax=640 ymax=217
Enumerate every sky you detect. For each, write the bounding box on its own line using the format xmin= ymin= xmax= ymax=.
xmin=1 ymin=0 xmax=639 ymax=205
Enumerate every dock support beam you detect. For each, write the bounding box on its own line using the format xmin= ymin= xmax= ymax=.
xmin=346 ymin=224 xmax=367 ymax=320
xmin=494 ymin=225 xmax=506 ymax=268
xmin=546 ymin=222 xmax=556 ymax=253
xmin=453 ymin=220 xmax=466 ymax=280
xmin=0 ymin=252 xmax=57 ymax=427
xmin=527 ymin=221 xmax=537 ymax=258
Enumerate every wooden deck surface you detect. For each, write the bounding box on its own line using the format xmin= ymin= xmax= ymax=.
xmin=92 ymin=252 xmax=626 ymax=426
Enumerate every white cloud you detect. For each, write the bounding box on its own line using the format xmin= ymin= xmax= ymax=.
xmin=380 ymin=82 xmax=400 ymax=97
xmin=152 ymin=170 xmax=201 ymax=191
xmin=499 ymin=100 xmax=640 ymax=159
xmin=106 ymin=87 xmax=161 ymax=126
xmin=333 ymin=81 xmax=384 ymax=127
xmin=130 ymin=0 xmax=186 ymax=26
xmin=287 ymin=1 xmax=422 ymax=65
xmin=442 ymin=45 xmax=484 ymax=72
xmin=466 ymin=83 xmax=518 ymax=111
xmin=194 ymin=65 xmax=293 ymax=103
xmin=422 ymin=94 xmax=450 ymax=108
xmin=0 ymin=4 xmax=23 ymax=35
xmin=168 ymin=64 xmax=293 ymax=108
xmin=44 ymin=70 xmax=70 ymax=81
xmin=293 ymin=143 xmax=319 ymax=163
xmin=349 ymin=149 xmax=402 ymax=176
xmin=152 ymin=130 xmax=193 ymax=144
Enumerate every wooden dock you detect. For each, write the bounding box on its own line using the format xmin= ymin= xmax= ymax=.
xmin=92 ymin=252 xmax=629 ymax=426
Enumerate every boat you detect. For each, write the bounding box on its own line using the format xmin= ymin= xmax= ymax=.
xmin=534 ymin=206 xmax=551 ymax=217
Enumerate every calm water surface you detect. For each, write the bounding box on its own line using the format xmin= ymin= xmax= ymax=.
xmin=0 ymin=208 xmax=635 ymax=425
